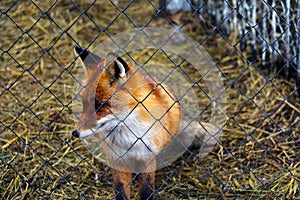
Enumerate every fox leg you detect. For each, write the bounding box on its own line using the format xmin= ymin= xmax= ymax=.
xmin=112 ymin=169 xmax=132 ymax=200
xmin=138 ymin=159 xmax=156 ymax=200
xmin=138 ymin=171 xmax=155 ymax=200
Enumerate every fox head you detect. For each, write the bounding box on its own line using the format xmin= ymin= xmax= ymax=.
xmin=72 ymin=46 xmax=181 ymax=154
xmin=72 ymin=46 xmax=135 ymax=137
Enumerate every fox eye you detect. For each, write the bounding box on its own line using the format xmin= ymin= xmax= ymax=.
xmin=95 ymin=98 xmax=103 ymax=111
xmin=95 ymin=98 xmax=110 ymax=111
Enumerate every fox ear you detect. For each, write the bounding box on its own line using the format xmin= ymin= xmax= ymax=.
xmin=74 ymin=46 xmax=102 ymax=68
xmin=106 ymin=53 xmax=129 ymax=80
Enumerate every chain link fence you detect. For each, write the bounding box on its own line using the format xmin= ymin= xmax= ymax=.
xmin=162 ymin=0 xmax=300 ymax=85
xmin=1 ymin=0 xmax=299 ymax=199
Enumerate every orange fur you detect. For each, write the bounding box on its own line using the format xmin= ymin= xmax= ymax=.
xmin=88 ymin=57 xmax=181 ymax=151
xmin=73 ymin=48 xmax=181 ymax=200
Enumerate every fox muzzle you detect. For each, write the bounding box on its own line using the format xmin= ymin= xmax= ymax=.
xmin=72 ymin=130 xmax=80 ymax=138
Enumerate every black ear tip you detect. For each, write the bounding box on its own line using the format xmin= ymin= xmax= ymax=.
xmin=107 ymin=52 xmax=127 ymax=67
xmin=74 ymin=46 xmax=90 ymax=61
xmin=74 ymin=46 xmax=84 ymax=55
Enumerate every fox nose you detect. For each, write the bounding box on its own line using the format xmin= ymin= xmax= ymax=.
xmin=72 ymin=130 xmax=79 ymax=138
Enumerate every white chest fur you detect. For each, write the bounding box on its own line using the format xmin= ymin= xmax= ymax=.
xmin=79 ymin=109 xmax=158 ymax=170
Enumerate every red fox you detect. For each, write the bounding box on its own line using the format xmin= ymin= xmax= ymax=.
xmin=72 ymin=46 xmax=219 ymax=200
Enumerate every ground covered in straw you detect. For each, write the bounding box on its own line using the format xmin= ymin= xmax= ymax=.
xmin=1 ymin=1 xmax=299 ymax=199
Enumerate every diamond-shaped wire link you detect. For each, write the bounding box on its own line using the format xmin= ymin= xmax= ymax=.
xmin=1 ymin=0 xmax=299 ymax=199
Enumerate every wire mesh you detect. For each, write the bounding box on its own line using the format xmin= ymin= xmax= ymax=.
xmin=0 ymin=0 xmax=299 ymax=199
xmin=163 ymin=0 xmax=300 ymax=81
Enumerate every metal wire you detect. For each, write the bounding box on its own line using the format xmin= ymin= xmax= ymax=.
xmin=0 ymin=0 xmax=299 ymax=199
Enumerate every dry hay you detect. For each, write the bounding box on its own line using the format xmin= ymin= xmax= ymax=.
xmin=0 ymin=1 xmax=299 ymax=199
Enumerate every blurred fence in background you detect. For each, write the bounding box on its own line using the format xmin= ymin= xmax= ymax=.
xmin=161 ymin=0 xmax=300 ymax=88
